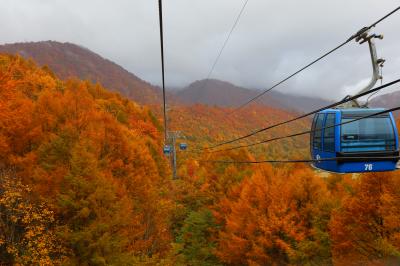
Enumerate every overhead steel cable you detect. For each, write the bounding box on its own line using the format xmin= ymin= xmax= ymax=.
xmin=200 ymin=156 xmax=400 ymax=165
xmin=205 ymin=104 xmax=400 ymax=154
xmin=158 ymin=0 xmax=168 ymax=142
xmin=200 ymin=0 xmax=250 ymax=89
xmin=192 ymin=78 xmax=400 ymax=151
xmin=371 ymin=5 xmax=400 ymax=27
xmin=229 ymin=6 xmax=400 ymax=114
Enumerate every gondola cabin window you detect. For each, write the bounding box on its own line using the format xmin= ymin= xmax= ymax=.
xmin=313 ymin=114 xmax=324 ymax=150
xmin=323 ymin=113 xmax=336 ymax=152
xmin=341 ymin=114 xmax=396 ymax=152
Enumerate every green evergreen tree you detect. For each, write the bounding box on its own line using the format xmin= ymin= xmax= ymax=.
xmin=176 ymin=209 xmax=222 ymax=266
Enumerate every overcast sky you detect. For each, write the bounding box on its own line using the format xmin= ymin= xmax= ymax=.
xmin=0 ymin=0 xmax=399 ymax=100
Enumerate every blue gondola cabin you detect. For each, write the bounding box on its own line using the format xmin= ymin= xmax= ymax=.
xmin=163 ymin=145 xmax=171 ymax=155
xmin=179 ymin=143 xmax=187 ymax=150
xmin=310 ymin=108 xmax=399 ymax=173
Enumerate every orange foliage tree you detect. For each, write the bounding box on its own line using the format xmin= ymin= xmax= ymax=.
xmin=215 ymin=165 xmax=334 ymax=265
xmin=330 ymin=171 xmax=400 ymax=265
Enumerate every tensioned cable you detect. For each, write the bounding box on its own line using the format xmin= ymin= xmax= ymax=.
xmin=158 ymin=0 xmax=168 ymax=142
xmin=192 ymin=78 xmax=400 ymax=151
xmin=201 ymin=156 xmax=400 ymax=165
xmin=229 ymin=6 xmax=400 ymax=114
xmin=200 ymin=0 xmax=250 ymax=91
xmin=206 ymin=105 xmax=400 ymax=154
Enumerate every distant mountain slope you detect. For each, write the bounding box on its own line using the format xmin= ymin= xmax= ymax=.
xmin=370 ymin=90 xmax=400 ymax=108
xmin=0 ymin=41 xmax=161 ymax=104
xmin=177 ymin=79 xmax=257 ymax=107
xmin=175 ymin=79 xmax=332 ymax=113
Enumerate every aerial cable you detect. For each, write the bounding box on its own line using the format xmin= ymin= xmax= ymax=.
xmin=229 ymin=6 xmax=400 ymax=114
xmin=200 ymin=156 xmax=400 ymax=165
xmin=208 ymin=79 xmax=400 ymax=150
xmin=158 ymin=0 xmax=168 ymax=142
xmin=205 ymin=104 xmax=400 ymax=154
xmin=200 ymin=0 xmax=250 ymax=90
xmin=192 ymin=78 xmax=400 ymax=151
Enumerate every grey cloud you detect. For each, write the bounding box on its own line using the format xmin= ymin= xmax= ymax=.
xmin=0 ymin=0 xmax=399 ymax=100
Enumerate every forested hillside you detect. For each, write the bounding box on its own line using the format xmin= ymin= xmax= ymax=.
xmin=0 ymin=54 xmax=173 ymax=264
xmin=1 ymin=54 xmax=400 ymax=265
xmin=0 ymin=41 xmax=163 ymax=104
xmin=166 ymin=104 xmax=310 ymax=161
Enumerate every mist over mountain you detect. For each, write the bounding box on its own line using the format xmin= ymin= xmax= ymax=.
xmin=175 ymin=79 xmax=333 ymax=113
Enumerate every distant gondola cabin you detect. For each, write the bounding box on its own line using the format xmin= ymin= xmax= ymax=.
xmin=163 ymin=145 xmax=171 ymax=155
xmin=179 ymin=143 xmax=187 ymax=150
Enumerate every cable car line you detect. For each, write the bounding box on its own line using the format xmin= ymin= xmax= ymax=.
xmin=202 ymin=105 xmax=400 ymax=154
xmin=201 ymin=156 xmax=400 ymax=165
xmin=370 ymin=5 xmax=400 ymax=27
xmin=193 ymin=78 xmax=400 ymax=152
xmin=200 ymin=0 xmax=250 ymax=91
xmin=158 ymin=0 xmax=168 ymax=142
xmin=229 ymin=6 xmax=400 ymax=114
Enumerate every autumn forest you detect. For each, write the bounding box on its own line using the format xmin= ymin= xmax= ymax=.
xmin=1 ymin=49 xmax=400 ymax=266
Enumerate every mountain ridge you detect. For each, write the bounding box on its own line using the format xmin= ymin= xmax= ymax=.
xmin=175 ymin=78 xmax=333 ymax=113
xmin=0 ymin=40 xmax=163 ymax=104
xmin=370 ymin=89 xmax=400 ymax=109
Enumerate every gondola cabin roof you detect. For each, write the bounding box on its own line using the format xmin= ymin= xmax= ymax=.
xmin=318 ymin=108 xmax=386 ymax=114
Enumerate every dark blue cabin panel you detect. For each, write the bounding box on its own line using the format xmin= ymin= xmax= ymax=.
xmin=336 ymin=160 xmax=398 ymax=173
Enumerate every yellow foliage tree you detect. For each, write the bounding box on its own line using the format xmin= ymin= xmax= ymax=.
xmin=0 ymin=169 xmax=66 ymax=265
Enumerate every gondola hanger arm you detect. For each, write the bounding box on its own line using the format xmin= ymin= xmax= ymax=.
xmin=340 ymin=30 xmax=385 ymax=108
